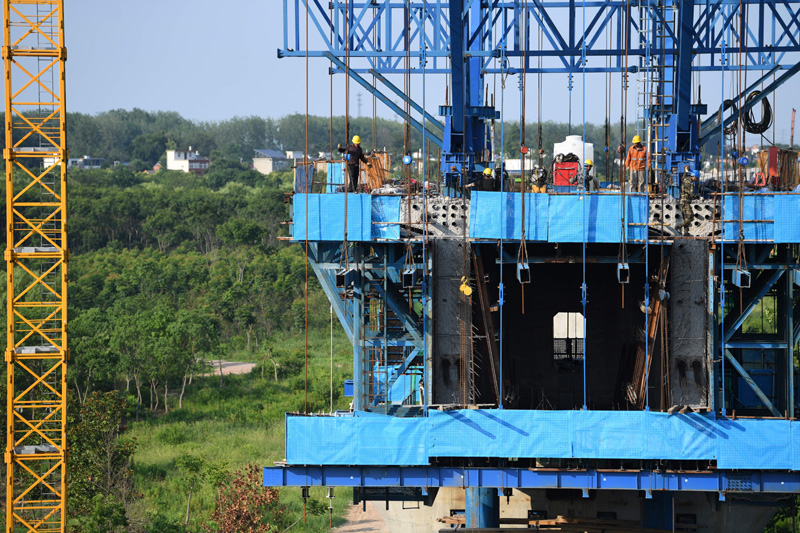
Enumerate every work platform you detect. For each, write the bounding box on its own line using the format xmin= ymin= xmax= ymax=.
xmin=291 ymin=192 xmax=800 ymax=243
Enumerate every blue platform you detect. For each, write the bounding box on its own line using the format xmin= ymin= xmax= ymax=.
xmin=285 ymin=409 xmax=800 ymax=470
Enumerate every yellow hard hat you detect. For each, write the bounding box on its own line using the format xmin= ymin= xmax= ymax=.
xmin=352 ymin=135 xmax=361 ymax=144
xmin=483 ymin=167 xmax=493 ymax=176
xmin=585 ymin=159 xmax=593 ymax=166
xmin=632 ymin=135 xmax=641 ymax=144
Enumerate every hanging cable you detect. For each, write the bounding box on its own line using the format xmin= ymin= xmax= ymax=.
xmin=743 ymin=91 xmax=773 ymax=134
xmin=581 ymin=0 xmax=588 ymax=411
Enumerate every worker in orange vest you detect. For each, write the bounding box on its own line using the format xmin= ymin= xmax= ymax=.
xmin=625 ymin=135 xmax=649 ymax=192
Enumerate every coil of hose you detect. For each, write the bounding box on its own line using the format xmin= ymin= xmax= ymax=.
xmin=743 ymin=90 xmax=772 ymax=134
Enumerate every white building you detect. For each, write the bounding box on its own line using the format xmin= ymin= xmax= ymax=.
xmin=166 ymin=148 xmax=210 ymax=173
xmin=253 ymin=149 xmax=289 ymax=175
xmin=285 ymin=150 xmax=305 ymax=160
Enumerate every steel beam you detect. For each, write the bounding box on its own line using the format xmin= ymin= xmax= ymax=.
xmin=264 ymin=465 xmax=800 ymax=493
xmin=723 ymin=349 xmax=782 ymax=417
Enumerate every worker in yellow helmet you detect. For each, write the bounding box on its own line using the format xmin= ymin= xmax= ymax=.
xmin=625 ymin=135 xmax=649 ymax=193
xmin=569 ymin=159 xmax=597 ymax=191
xmin=337 ymin=135 xmax=372 ymax=192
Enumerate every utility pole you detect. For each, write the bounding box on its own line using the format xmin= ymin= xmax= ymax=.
xmin=791 ymin=108 xmax=796 ymax=149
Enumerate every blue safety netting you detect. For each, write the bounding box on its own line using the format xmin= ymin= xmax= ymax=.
xmin=327 ymin=162 xmax=345 ymax=193
xmin=469 ymin=193 xmax=647 ymax=243
xmin=469 ymin=192 xmax=549 ymax=240
xmin=722 ymin=194 xmax=774 ymax=241
xmin=284 ymin=409 xmax=800 ymax=469
xmin=773 ymin=195 xmax=800 ymax=243
xmin=547 ymin=195 xmax=646 ymax=243
xmin=293 ymin=194 xmax=372 ymax=241
xmin=285 ymin=413 xmax=428 ymax=465
xmin=371 ymin=196 xmax=401 ymax=239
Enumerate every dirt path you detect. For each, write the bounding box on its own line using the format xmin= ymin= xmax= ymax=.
xmin=333 ymin=503 xmax=390 ymax=533
xmin=206 ymin=360 xmax=256 ymax=376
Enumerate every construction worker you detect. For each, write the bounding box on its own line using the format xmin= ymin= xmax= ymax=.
xmin=625 ymin=135 xmax=649 ymax=192
xmin=337 ymin=135 xmax=371 ymax=192
xmin=482 ymin=167 xmax=495 ymax=190
xmin=531 ymin=164 xmax=548 ymax=193
xmin=678 ymin=167 xmax=699 ymax=233
xmin=569 ymin=160 xmax=597 ymax=191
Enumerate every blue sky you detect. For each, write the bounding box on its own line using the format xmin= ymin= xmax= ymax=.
xmin=49 ymin=1 xmax=798 ymax=143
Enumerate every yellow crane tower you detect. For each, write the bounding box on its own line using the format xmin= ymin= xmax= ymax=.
xmin=3 ymin=1 xmax=68 ymax=531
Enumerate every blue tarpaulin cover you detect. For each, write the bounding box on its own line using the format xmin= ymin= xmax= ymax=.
xmin=327 ymin=162 xmax=345 ymax=193
xmin=371 ymin=196 xmax=401 ymax=240
xmin=469 ymin=192 xmax=647 ymax=242
xmin=285 ymin=413 xmax=428 ymax=465
xmin=722 ymin=194 xmax=773 ymax=241
xmin=469 ymin=192 xmax=549 ymax=241
xmin=293 ymin=194 xmax=372 ymax=241
xmin=284 ymin=409 xmax=800 ymax=469
xmin=773 ymin=195 xmax=800 ymax=243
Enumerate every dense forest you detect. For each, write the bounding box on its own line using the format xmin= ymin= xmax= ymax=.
xmin=0 ymin=109 xmax=794 ymax=531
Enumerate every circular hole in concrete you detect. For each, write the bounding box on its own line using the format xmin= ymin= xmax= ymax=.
xmin=693 ymin=221 xmax=701 ymax=226
xmin=412 ymin=204 xmax=421 ymax=210
xmin=665 ymin=214 xmax=671 ymax=220
xmin=452 ymin=222 xmax=458 ymax=227
xmin=704 ymin=214 xmax=711 ymax=220
xmin=451 ymin=212 xmax=456 ymax=218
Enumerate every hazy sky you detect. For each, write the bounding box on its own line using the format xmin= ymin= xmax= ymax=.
xmin=37 ymin=0 xmax=797 ymax=144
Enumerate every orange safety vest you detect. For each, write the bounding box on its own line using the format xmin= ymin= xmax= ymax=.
xmin=626 ymin=145 xmax=648 ymax=171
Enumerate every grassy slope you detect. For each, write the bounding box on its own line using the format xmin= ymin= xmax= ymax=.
xmin=127 ymin=326 xmax=354 ymax=530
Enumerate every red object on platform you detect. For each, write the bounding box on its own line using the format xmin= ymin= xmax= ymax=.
xmin=554 ymin=162 xmax=580 ymax=186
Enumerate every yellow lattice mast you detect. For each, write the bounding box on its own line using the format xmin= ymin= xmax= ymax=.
xmin=4 ymin=1 xmax=68 ymax=531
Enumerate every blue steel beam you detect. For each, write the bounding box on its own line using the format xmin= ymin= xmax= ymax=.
xmin=308 ymin=249 xmax=355 ymax=343
xmin=282 ymin=0 xmax=800 ymax=73
xmin=723 ymin=348 xmax=782 ymax=417
xmin=264 ymin=466 xmax=800 ymax=494
xmin=323 ymin=52 xmax=443 ymax=148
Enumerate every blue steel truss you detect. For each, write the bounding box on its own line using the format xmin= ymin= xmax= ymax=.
xmin=281 ymin=0 xmax=800 ymax=73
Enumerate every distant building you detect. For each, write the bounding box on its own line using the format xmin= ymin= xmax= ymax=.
xmin=253 ymin=149 xmax=290 ymax=175
xmin=166 ymin=147 xmax=210 ymax=173
xmin=285 ymin=150 xmax=305 ymax=160
xmin=43 ymin=154 xmax=104 ymax=169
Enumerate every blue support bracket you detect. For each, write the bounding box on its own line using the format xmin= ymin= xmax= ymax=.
xmin=723 ymin=349 xmax=782 ymax=417
xmin=723 ymin=270 xmax=784 ymax=343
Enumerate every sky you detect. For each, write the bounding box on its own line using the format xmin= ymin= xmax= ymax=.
xmin=12 ymin=0 xmax=797 ymax=144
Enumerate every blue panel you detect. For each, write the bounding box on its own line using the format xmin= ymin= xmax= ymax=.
xmin=326 ymin=162 xmax=345 ymax=193
xmin=774 ymin=195 xmax=800 ymax=243
xmin=285 ymin=413 xmax=428 ymax=465
xmin=722 ymin=194 xmax=774 ymax=241
xmin=469 ymin=192 xmax=549 ymax=241
xmin=285 ymin=410 xmax=800 ymax=469
xmin=625 ymin=196 xmax=649 ymax=241
xmin=292 ymin=194 xmax=372 ymax=241
xmin=371 ymin=196 xmax=401 ymax=240
xmin=792 ymin=422 xmax=800 ymax=471
xmin=716 ymin=418 xmax=792 ymax=470
xmin=547 ymin=195 xmax=648 ymax=243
